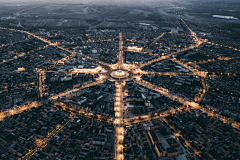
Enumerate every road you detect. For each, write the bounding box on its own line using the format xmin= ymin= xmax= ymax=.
xmin=114 ymin=81 xmax=125 ymax=160
xmin=21 ymin=114 xmax=75 ymax=160
xmin=0 ymin=101 xmax=45 ymax=121
xmin=49 ymin=77 xmax=107 ymax=101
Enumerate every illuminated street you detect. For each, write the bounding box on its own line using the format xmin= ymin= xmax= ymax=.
xmin=0 ymin=101 xmax=45 ymax=121
xmin=114 ymin=81 xmax=125 ymax=160
xmin=21 ymin=114 xmax=75 ymax=160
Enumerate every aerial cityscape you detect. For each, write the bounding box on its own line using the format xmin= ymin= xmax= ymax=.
xmin=0 ymin=0 xmax=240 ymax=160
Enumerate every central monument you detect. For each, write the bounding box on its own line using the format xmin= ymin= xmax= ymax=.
xmin=110 ymin=70 xmax=129 ymax=79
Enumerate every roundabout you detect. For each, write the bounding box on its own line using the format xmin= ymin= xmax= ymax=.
xmin=110 ymin=70 xmax=130 ymax=79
